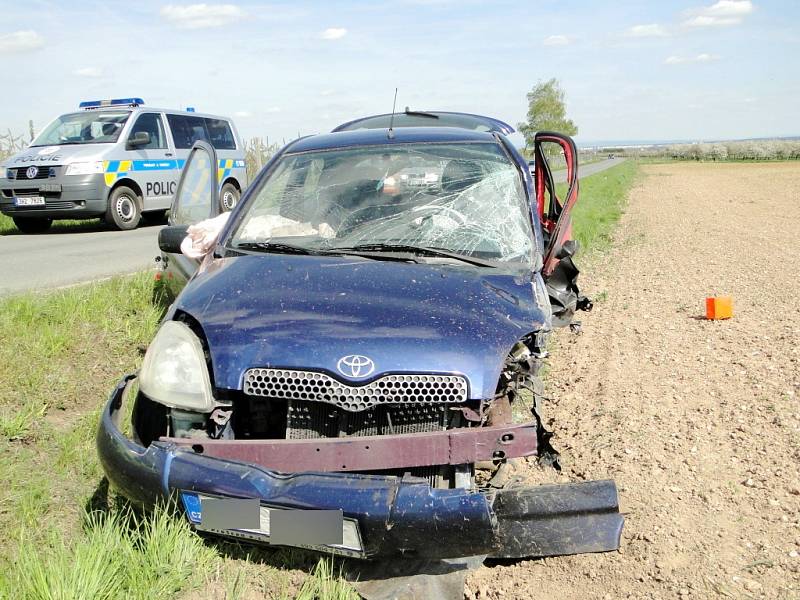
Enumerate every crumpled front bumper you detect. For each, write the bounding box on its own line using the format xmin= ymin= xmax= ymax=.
xmin=97 ymin=375 xmax=624 ymax=559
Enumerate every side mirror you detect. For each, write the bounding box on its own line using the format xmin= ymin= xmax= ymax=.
xmin=556 ymin=239 xmax=579 ymax=259
xmin=158 ymin=225 xmax=189 ymax=254
xmin=127 ymin=131 xmax=151 ymax=148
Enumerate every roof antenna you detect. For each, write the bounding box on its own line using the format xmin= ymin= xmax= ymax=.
xmin=387 ymin=87 xmax=398 ymax=139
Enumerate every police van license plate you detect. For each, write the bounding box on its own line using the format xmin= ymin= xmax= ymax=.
xmin=14 ymin=196 xmax=45 ymax=206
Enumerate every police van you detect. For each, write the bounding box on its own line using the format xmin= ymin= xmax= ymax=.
xmin=0 ymin=98 xmax=247 ymax=233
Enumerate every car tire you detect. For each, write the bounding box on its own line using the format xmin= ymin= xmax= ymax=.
xmin=13 ymin=216 xmax=53 ymax=234
xmin=220 ymin=182 xmax=240 ymax=212
xmin=105 ymin=186 xmax=142 ymax=230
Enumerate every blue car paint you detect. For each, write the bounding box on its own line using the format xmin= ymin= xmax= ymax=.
xmin=170 ymin=254 xmax=546 ymax=397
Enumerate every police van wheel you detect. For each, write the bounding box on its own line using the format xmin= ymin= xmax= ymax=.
xmin=105 ymin=186 xmax=141 ymax=230
xmin=13 ymin=217 xmax=52 ymax=234
xmin=220 ymin=182 xmax=239 ymax=212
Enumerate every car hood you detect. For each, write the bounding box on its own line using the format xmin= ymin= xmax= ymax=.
xmin=4 ymin=144 xmax=113 ymax=167
xmin=174 ymin=254 xmax=546 ymax=399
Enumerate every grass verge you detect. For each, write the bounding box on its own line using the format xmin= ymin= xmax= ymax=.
xmin=568 ymin=159 xmax=639 ymax=257
xmin=0 ymin=273 xmax=354 ymax=599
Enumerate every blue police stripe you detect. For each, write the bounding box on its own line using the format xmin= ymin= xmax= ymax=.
xmin=130 ymin=160 xmax=179 ymax=171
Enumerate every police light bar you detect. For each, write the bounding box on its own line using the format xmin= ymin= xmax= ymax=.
xmin=79 ymin=98 xmax=144 ymax=109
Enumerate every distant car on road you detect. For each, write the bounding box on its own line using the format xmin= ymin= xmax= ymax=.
xmin=0 ymin=98 xmax=246 ymax=233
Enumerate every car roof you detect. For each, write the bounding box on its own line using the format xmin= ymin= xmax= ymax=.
xmin=333 ymin=111 xmax=515 ymax=135
xmin=69 ymin=106 xmax=233 ymax=121
xmin=287 ymin=126 xmax=501 ymax=154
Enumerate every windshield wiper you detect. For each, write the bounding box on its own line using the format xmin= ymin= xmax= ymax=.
xmin=233 ymin=241 xmax=327 ymax=256
xmin=329 ymin=243 xmax=496 ymax=268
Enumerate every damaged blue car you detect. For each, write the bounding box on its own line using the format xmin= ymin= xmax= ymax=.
xmin=97 ymin=110 xmax=623 ymax=560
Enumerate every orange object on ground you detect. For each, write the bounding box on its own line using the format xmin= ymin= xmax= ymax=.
xmin=706 ymin=296 xmax=733 ymax=320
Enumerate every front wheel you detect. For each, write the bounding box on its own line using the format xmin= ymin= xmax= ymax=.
xmin=220 ymin=182 xmax=240 ymax=212
xmin=13 ymin=217 xmax=53 ymax=234
xmin=105 ymin=186 xmax=141 ymax=230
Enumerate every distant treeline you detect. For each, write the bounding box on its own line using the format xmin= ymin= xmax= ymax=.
xmin=600 ymin=139 xmax=800 ymax=161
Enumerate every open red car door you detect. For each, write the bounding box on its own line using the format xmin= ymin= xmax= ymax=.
xmin=534 ymin=131 xmax=591 ymax=326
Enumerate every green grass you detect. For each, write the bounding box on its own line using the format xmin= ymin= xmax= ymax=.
xmin=566 ymin=159 xmax=639 ymax=257
xmin=0 ymin=274 xmax=355 ymax=598
xmin=0 ymin=504 xmax=216 ymax=600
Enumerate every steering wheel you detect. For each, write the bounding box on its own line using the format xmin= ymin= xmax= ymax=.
xmin=411 ymin=204 xmax=469 ymax=227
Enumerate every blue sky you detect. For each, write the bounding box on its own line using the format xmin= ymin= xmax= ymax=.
xmin=0 ymin=0 xmax=797 ymax=145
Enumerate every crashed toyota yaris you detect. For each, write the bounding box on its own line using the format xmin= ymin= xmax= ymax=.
xmin=97 ymin=111 xmax=623 ymax=560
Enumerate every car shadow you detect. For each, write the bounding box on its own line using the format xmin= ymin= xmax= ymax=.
xmin=1 ymin=211 xmax=168 ymax=236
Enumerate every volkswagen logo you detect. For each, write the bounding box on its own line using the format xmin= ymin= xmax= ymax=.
xmin=337 ymin=355 xmax=375 ymax=378
xmin=26 ymin=166 xmax=38 ymax=179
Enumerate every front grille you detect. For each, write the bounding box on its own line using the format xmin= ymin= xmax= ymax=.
xmin=284 ymin=400 xmax=458 ymax=487
xmin=44 ymin=200 xmax=74 ymax=209
xmin=286 ymin=399 xmax=448 ymax=439
xmin=244 ymin=368 xmax=468 ymax=412
xmin=10 ymin=166 xmax=57 ymax=180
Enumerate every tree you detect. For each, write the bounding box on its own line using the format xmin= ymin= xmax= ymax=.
xmin=518 ymin=78 xmax=578 ymax=152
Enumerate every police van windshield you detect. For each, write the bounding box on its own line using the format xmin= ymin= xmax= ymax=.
xmin=31 ymin=111 xmax=131 ymax=147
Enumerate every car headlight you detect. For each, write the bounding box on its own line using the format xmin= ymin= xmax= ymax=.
xmin=65 ymin=161 xmax=104 ymax=175
xmin=139 ymin=320 xmax=214 ymax=412
xmin=2 ymin=166 xmax=12 ymax=179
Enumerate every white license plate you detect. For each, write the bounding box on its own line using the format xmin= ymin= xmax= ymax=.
xmin=14 ymin=196 xmax=45 ymax=206
xmin=181 ymin=492 xmax=364 ymax=556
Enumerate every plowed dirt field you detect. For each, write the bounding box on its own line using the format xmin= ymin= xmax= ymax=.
xmin=467 ymin=162 xmax=800 ymax=599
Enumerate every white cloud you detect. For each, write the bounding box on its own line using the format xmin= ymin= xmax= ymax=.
xmin=321 ymin=27 xmax=347 ymax=40
xmin=682 ymin=0 xmax=753 ymax=27
xmin=320 ymin=89 xmax=336 ymax=97
xmin=264 ymin=106 xmax=281 ymax=114
xmin=664 ymin=53 xmax=721 ymax=64
xmin=543 ymin=35 xmax=570 ymax=46
xmin=694 ymin=53 xmax=720 ymax=62
xmin=626 ymin=24 xmax=668 ymax=37
xmin=73 ymin=67 xmax=103 ymax=78
xmin=234 ymin=111 xmax=252 ymax=118
xmin=160 ymin=4 xmax=245 ymax=29
xmin=0 ymin=30 xmax=44 ymax=54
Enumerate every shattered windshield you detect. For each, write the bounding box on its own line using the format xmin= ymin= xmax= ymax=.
xmin=230 ymin=142 xmax=535 ymax=264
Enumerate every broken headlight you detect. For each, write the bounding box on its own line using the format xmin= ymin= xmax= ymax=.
xmin=139 ymin=320 xmax=214 ymax=412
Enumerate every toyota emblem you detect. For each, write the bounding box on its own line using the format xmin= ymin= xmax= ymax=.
xmin=26 ymin=166 xmax=38 ymax=179
xmin=337 ymin=355 xmax=375 ymax=378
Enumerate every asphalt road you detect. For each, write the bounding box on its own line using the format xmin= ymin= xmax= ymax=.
xmin=0 ymin=221 xmax=163 ymax=296
xmin=0 ymin=158 xmax=624 ymax=296
xmin=552 ymin=156 xmax=623 ymax=183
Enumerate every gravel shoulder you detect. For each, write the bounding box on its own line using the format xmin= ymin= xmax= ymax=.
xmin=467 ymin=162 xmax=800 ymax=599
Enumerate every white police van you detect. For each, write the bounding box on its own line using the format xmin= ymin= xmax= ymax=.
xmin=0 ymin=98 xmax=246 ymax=233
